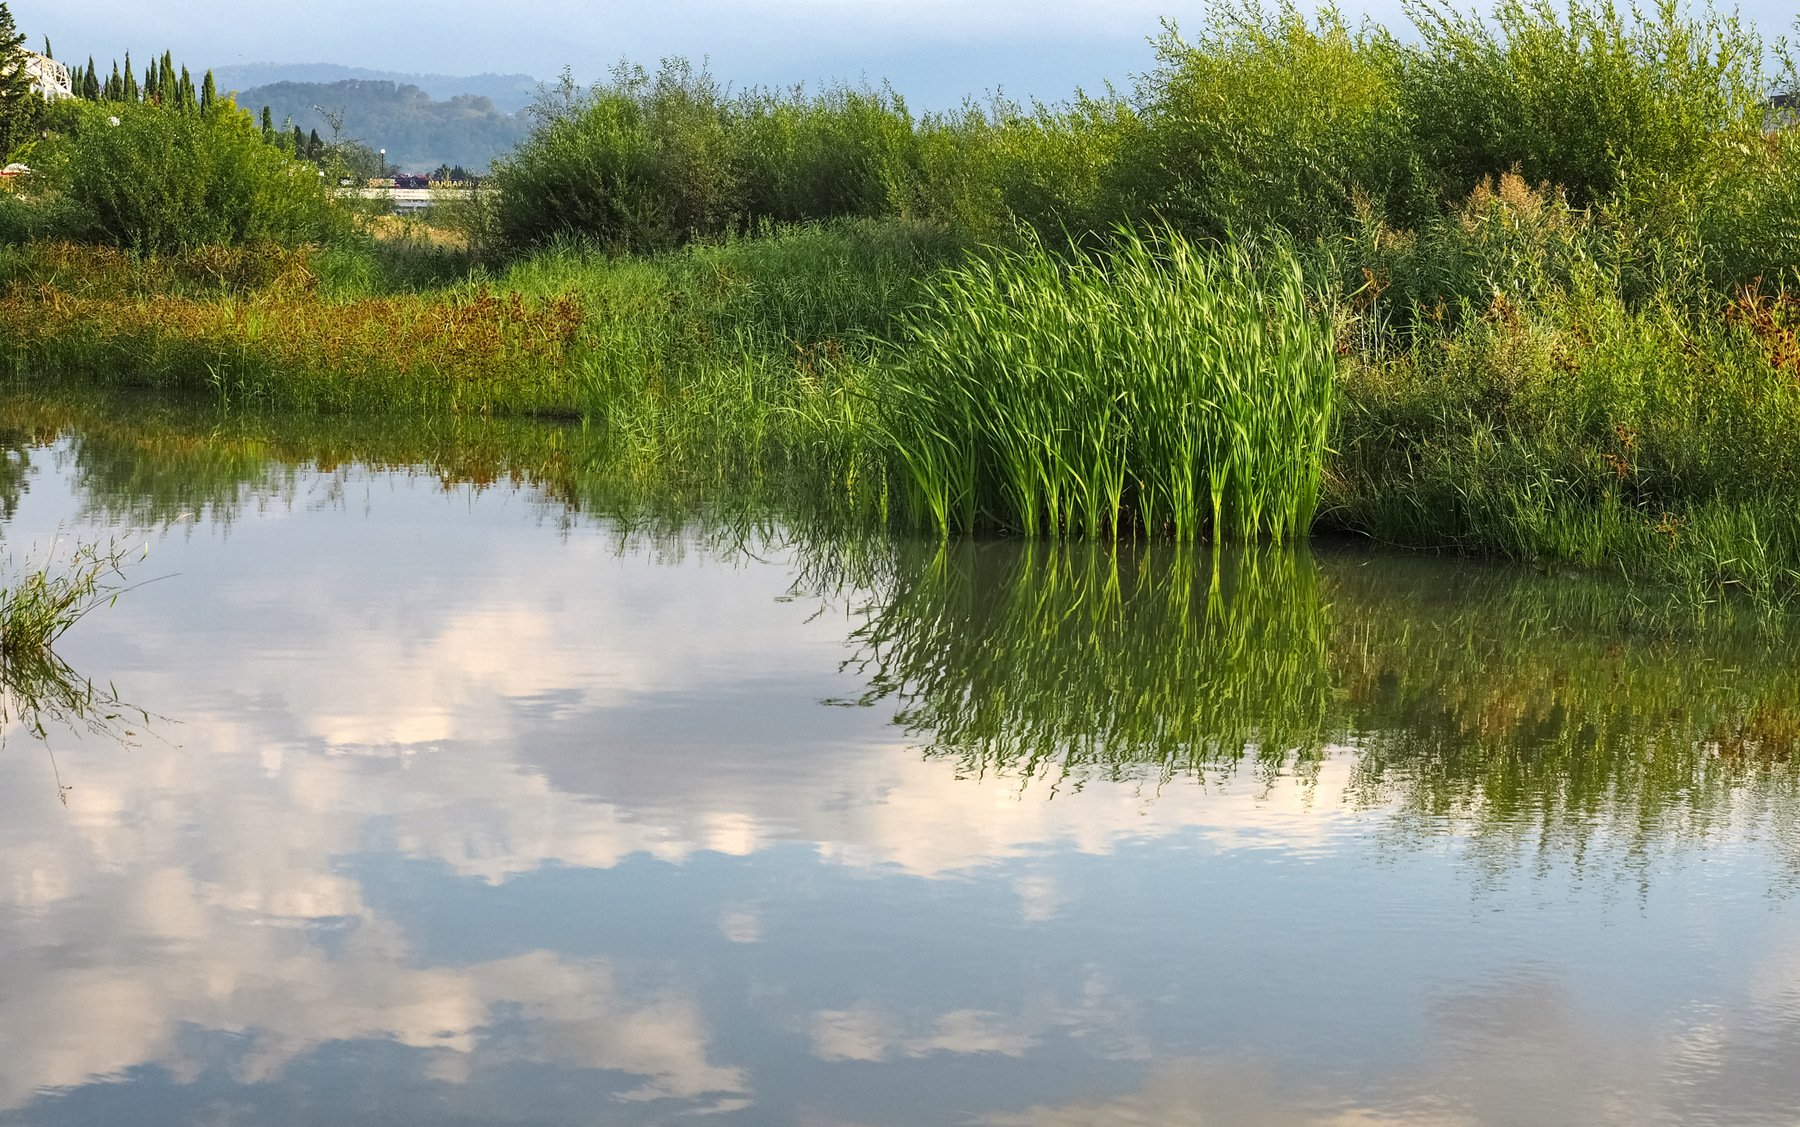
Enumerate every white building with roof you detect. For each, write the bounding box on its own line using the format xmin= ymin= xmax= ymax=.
xmin=22 ymin=51 xmax=73 ymax=102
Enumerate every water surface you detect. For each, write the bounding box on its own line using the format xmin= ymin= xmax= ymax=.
xmin=1 ymin=393 xmax=1798 ymax=1125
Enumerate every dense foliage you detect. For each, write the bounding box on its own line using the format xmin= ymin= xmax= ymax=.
xmin=490 ymin=2 xmax=1789 ymax=259
xmin=43 ymin=101 xmax=347 ymax=252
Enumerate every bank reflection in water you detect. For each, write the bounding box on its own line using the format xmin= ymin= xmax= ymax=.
xmin=848 ymin=540 xmax=1800 ymax=862
xmin=0 ymin=391 xmax=1798 ymax=1123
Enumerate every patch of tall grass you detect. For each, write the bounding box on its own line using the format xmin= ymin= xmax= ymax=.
xmin=1326 ymin=267 xmax=1800 ymax=602
xmin=0 ymin=220 xmax=951 ymax=477
xmin=885 ymin=227 xmax=1334 ymax=540
xmin=0 ymin=273 xmax=588 ymax=415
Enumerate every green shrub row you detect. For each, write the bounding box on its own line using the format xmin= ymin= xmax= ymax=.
xmin=492 ymin=3 xmax=1790 ymax=267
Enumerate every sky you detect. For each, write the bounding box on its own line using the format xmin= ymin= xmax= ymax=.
xmin=18 ymin=0 xmax=1799 ymax=109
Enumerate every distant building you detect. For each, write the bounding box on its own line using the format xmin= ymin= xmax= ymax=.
xmin=22 ymin=52 xmax=73 ymax=102
xmin=1769 ymin=92 xmax=1799 ymax=132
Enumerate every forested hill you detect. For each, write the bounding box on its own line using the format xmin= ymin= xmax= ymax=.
xmin=214 ymin=65 xmax=541 ymax=113
xmin=233 ymin=79 xmax=532 ymax=171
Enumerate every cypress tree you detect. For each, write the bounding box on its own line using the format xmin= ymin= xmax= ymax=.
xmin=84 ymin=58 xmax=99 ymax=100
xmin=307 ymin=128 xmax=322 ymax=158
xmin=290 ymin=123 xmax=304 ymax=155
xmin=178 ymin=65 xmax=194 ymax=112
xmin=260 ymin=105 xmax=274 ymax=138
xmin=0 ymin=5 xmax=37 ymax=160
xmin=200 ymin=70 xmax=215 ymax=114
xmin=107 ymin=60 xmax=122 ymax=101
xmin=40 ymin=35 xmax=48 ymax=59
xmin=123 ymin=53 xmax=137 ymax=102
xmin=158 ymin=54 xmax=176 ymax=107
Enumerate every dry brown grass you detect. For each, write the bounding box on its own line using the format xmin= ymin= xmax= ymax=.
xmin=0 ymin=265 xmax=588 ymax=413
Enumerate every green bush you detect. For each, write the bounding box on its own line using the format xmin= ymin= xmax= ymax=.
xmin=495 ymin=64 xmax=939 ymax=254
xmin=990 ymin=95 xmax=1140 ymax=242
xmin=1339 ymin=173 xmax=1611 ymax=334
xmin=732 ymin=86 xmax=915 ymax=226
xmin=494 ymin=62 xmax=744 ymax=252
xmin=1120 ymin=4 xmax=1412 ymax=241
xmin=0 ymin=190 xmax=45 ymax=245
xmin=1400 ymin=0 xmax=1766 ymax=209
xmin=45 ymin=101 xmax=347 ymax=252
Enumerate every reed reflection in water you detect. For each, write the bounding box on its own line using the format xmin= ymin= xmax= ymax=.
xmin=842 ymin=539 xmax=1800 ymax=870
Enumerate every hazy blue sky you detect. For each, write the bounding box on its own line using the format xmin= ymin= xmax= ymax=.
xmin=19 ymin=1 xmax=1798 ymax=108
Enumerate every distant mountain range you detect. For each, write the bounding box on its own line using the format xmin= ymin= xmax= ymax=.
xmin=227 ymin=75 xmax=538 ymax=172
xmin=211 ymin=64 xmax=544 ymax=114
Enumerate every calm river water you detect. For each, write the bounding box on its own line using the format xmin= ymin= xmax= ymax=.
xmin=1 ymin=395 xmax=1798 ymax=1125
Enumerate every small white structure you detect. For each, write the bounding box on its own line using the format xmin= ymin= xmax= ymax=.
xmin=22 ymin=52 xmax=73 ymax=102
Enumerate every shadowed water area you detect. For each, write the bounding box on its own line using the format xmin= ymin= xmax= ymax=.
xmin=2 ymin=388 xmax=1800 ymax=1126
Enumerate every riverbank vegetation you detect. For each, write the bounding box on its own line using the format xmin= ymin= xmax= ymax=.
xmin=11 ymin=378 xmax=1798 ymax=852
xmin=3 ymin=1 xmax=1800 ymax=602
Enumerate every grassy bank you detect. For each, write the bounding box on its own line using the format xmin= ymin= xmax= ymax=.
xmin=3 ymin=0 xmax=1800 ymax=604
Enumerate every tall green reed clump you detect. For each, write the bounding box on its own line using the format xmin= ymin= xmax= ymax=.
xmin=886 ymin=227 xmax=1335 ymax=541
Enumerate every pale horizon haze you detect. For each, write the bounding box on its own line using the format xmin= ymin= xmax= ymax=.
xmin=19 ymin=1 xmax=1800 ymax=108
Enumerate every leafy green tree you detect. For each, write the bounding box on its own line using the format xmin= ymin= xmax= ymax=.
xmin=0 ymin=2 xmax=39 ymax=159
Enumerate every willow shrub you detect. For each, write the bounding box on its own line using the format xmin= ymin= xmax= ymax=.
xmin=492 ymin=62 xmax=734 ymax=253
xmin=1121 ymin=5 xmax=1414 ymax=241
xmin=45 ymin=101 xmax=346 ymax=253
xmin=496 ymin=63 xmax=927 ymax=253
xmin=1401 ymin=0 xmax=1767 ymax=210
xmin=730 ymin=86 xmax=915 ymax=225
xmin=884 ymin=227 xmax=1335 ymax=540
